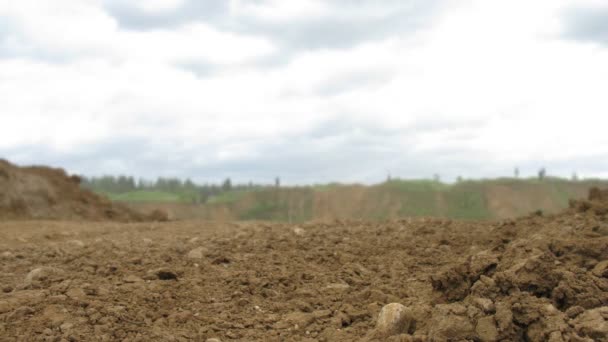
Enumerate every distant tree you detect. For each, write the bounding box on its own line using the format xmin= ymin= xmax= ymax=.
xmin=538 ymin=167 xmax=546 ymax=181
xmin=222 ymin=178 xmax=232 ymax=192
xmin=386 ymin=173 xmax=392 ymax=182
xmin=184 ymin=178 xmax=195 ymax=189
xmin=572 ymin=172 xmax=579 ymax=181
xmin=167 ymin=178 xmax=182 ymax=192
xmin=433 ymin=174 xmax=440 ymax=182
xmin=275 ymin=176 xmax=281 ymax=188
xmin=456 ymin=175 xmax=463 ymax=183
xmin=514 ymin=167 xmax=520 ymax=178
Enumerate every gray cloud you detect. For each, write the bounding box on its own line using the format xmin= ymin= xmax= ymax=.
xmin=105 ymin=0 xmax=444 ymax=65
xmin=243 ymin=1 xmax=442 ymax=51
xmin=0 ymin=120 xmax=422 ymax=184
xmin=562 ymin=6 xmax=608 ymax=45
xmin=174 ymin=61 xmax=222 ymax=78
xmin=315 ymin=68 xmax=395 ymax=96
xmin=5 ymin=114 xmax=602 ymax=185
xmin=102 ymin=0 xmax=230 ymax=30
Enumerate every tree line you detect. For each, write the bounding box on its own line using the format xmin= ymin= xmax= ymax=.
xmin=80 ymin=175 xmax=281 ymax=203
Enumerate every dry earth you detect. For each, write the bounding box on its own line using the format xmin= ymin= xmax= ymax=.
xmin=2 ymin=190 xmax=608 ymax=341
xmin=0 ymin=160 xmax=165 ymax=222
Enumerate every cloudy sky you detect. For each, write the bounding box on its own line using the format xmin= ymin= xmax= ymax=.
xmin=1 ymin=0 xmax=608 ymax=184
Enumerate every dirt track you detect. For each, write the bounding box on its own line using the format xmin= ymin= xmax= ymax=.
xmin=2 ymin=196 xmax=608 ymax=341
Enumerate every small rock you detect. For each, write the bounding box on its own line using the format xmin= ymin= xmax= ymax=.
xmin=66 ymin=288 xmax=87 ymax=301
xmin=293 ymin=227 xmax=306 ymax=236
xmin=60 ymin=322 xmax=74 ymax=332
xmin=66 ymin=240 xmax=85 ymax=248
xmin=324 ymin=283 xmax=350 ymax=292
xmin=48 ymin=295 xmax=68 ymax=303
xmin=375 ymin=303 xmax=415 ymax=338
xmin=24 ymin=267 xmax=65 ymax=288
xmin=1 ymin=251 xmax=14 ymax=259
xmin=592 ymin=260 xmax=608 ymax=278
xmin=123 ymin=275 xmax=144 ymax=283
xmin=282 ymin=312 xmax=314 ymax=328
xmin=8 ymin=306 xmax=34 ymax=320
xmin=0 ymin=301 xmax=10 ymax=314
xmin=206 ymin=338 xmax=221 ymax=342
xmin=187 ymin=247 xmax=206 ymax=259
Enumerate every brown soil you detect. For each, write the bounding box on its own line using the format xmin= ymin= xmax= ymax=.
xmin=1 ymin=188 xmax=607 ymax=341
xmin=0 ymin=160 xmax=165 ymax=222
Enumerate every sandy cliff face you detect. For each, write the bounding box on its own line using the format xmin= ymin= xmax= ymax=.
xmin=0 ymin=159 xmax=162 ymax=221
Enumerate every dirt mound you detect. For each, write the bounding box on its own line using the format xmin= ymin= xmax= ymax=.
xmin=427 ymin=189 xmax=608 ymax=341
xmin=0 ymin=188 xmax=606 ymax=340
xmin=0 ymin=160 xmax=163 ymax=222
xmin=568 ymin=186 xmax=608 ymax=216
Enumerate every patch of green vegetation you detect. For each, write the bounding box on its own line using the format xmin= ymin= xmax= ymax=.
xmin=378 ymin=181 xmax=440 ymax=217
xmin=313 ymin=182 xmax=347 ymax=192
xmin=396 ymin=193 xmax=438 ymax=217
xmin=445 ymin=184 xmax=491 ymax=219
xmin=239 ymin=201 xmax=286 ymax=221
xmin=207 ymin=191 xmax=247 ymax=204
xmin=108 ymin=190 xmax=182 ymax=203
xmin=379 ymin=180 xmax=490 ymax=219
xmin=383 ymin=179 xmax=448 ymax=192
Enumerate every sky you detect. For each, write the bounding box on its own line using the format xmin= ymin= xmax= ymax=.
xmin=1 ymin=0 xmax=608 ymax=184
